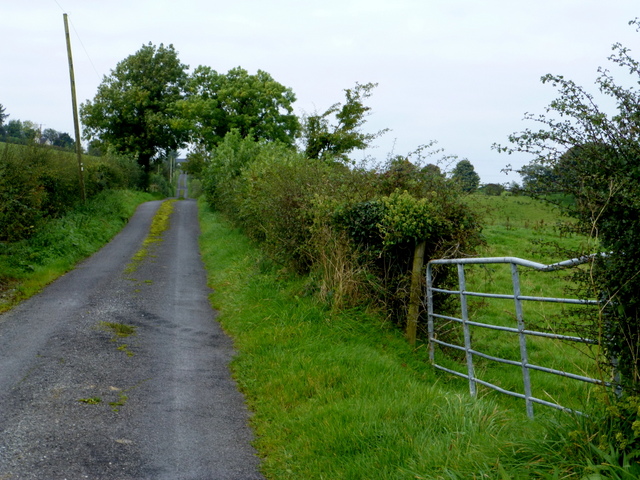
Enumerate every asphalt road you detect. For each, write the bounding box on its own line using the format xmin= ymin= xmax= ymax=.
xmin=176 ymin=173 xmax=188 ymax=199
xmin=0 ymin=199 xmax=264 ymax=479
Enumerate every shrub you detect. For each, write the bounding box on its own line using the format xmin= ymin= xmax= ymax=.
xmin=481 ymin=183 xmax=505 ymax=196
xmin=0 ymin=144 xmax=48 ymax=241
xmin=202 ymin=129 xmax=262 ymax=211
xmin=148 ymin=172 xmax=174 ymax=197
xmin=0 ymin=143 xmax=143 ymax=241
xmin=235 ymin=145 xmax=337 ymax=271
xmin=203 ymin=132 xmax=482 ymax=326
xmin=499 ymin=24 xmax=640 ymax=394
xmin=188 ymin=178 xmax=203 ymax=198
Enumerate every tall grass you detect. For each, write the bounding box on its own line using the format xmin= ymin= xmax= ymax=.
xmin=0 ymin=189 xmax=154 ymax=312
xmin=198 ymin=194 xmax=638 ymax=478
xmin=197 ymin=199 xmax=578 ymax=479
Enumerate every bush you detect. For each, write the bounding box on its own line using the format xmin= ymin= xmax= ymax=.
xmin=202 ymin=129 xmax=262 ymax=212
xmin=499 ymin=26 xmax=640 ymax=394
xmin=0 ymin=144 xmax=48 ymax=241
xmin=481 ymin=183 xmax=505 ymax=196
xmin=0 ymin=143 xmax=143 ymax=241
xmin=148 ymin=172 xmax=174 ymax=197
xmin=202 ymin=132 xmax=482 ymax=326
xmin=188 ymin=178 xmax=203 ymax=198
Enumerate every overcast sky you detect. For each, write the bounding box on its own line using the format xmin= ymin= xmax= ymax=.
xmin=2 ymin=1 xmax=639 ymax=183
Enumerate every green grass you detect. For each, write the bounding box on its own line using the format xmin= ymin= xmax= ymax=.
xmin=449 ymin=194 xmax=604 ymax=414
xmin=198 ymin=198 xmax=585 ymax=479
xmin=0 ymin=189 xmax=156 ymax=312
xmin=100 ymin=321 xmax=137 ymax=338
xmin=124 ymin=199 xmax=175 ymax=275
xmin=197 ymin=193 xmax=634 ymax=478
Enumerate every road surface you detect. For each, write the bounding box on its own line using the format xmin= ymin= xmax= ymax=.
xmin=0 ymin=198 xmax=264 ymax=479
xmin=176 ymin=173 xmax=188 ymax=199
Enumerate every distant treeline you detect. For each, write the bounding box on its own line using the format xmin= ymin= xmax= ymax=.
xmin=0 ymin=103 xmax=75 ymax=151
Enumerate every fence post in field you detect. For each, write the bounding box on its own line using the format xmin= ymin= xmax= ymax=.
xmin=407 ymin=241 xmax=427 ymax=346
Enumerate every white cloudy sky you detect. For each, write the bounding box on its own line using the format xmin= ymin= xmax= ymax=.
xmin=2 ymin=0 xmax=639 ymax=183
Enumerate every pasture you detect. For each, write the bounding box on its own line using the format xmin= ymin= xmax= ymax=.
xmin=198 ymin=193 xmax=624 ymax=479
xmin=436 ymin=194 xmax=603 ymax=416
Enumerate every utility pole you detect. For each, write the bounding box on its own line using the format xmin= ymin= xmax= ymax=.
xmin=63 ymin=13 xmax=86 ymax=202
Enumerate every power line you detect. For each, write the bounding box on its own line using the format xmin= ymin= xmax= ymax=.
xmin=68 ymin=18 xmax=101 ymax=79
xmin=53 ymin=1 xmax=101 ymax=79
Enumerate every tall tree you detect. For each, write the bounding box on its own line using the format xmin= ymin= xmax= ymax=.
xmin=0 ymin=103 xmax=7 ymax=128
xmin=450 ymin=159 xmax=480 ymax=192
xmin=4 ymin=120 xmax=23 ymax=140
xmin=301 ymin=82 xmax=389 ymax=162
xmin=80 ymin=43 xmax=188 ymax=184
xmin=42 ymin=128 xmax=75 ymax=149
xmin=3 ymin=119 xmax=38 ymax=143
xmin=182 ymin=66 xmax=299 ymax=150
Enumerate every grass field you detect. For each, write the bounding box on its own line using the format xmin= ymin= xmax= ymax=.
xmin=197 ymin=194 xmax=629 ymax=479
xmin=433 ymin=194 xmax=604 ymax=415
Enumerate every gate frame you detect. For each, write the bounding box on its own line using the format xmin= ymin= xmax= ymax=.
xmin=426 ymin=256 xmax=604 ymax=418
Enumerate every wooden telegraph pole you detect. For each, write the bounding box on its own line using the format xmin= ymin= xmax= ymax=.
xmin=63 ymin=13 xmax=86 ymax=202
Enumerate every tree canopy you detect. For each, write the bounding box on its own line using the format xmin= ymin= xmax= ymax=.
xmin=0 ymin=104 xmax=7 ymax=127
xmin=301 ymin=82 xmax=389 ymax=162
xmin=450 ymin=159 xmax=480 ymax=192
xmin=1 ymin=119 xmax=40 ymax=145
xmin=182 ymin=66 xmax=299 ymax=150
xmin=41 ymin=128 xmax=75 ymax=149
xmin=80 ymin=43 xmax=189 ymax=178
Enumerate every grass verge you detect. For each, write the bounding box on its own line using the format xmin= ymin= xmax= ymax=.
xmin=198 ymin=199 xmax=568 ymax=479
xmin=0 ymin=189 xmax=156 ymax=312
xmin=198 ymin=194 xmax=640 ymax=478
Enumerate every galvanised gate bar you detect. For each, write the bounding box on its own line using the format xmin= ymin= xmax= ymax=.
xmin=426 ymin=256 xmax=604 ymax=418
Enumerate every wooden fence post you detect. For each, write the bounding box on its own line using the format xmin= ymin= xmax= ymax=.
xmin=407 ymin=240 xmax=426 ymax=345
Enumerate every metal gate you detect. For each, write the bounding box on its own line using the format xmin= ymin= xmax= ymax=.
xmin=426 ymin=256 xmax=603 ymax=418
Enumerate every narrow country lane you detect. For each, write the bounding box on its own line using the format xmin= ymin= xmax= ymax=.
xmin=0 ymin=199 xmax=264 ymax=480
xmin=176 ymin=173 xmax=188 ymax=199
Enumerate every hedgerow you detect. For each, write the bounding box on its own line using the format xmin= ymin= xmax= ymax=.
xmin=0 ymin=143 xmax=142 ymax=242
xmin=202 ymin=131 xmax=481 ymax=326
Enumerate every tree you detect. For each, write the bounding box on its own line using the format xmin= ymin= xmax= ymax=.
xmin=3 ymin=119 xmax=38 ymax=143
xmin=40 ymin=128 xmax=74 ymax=149
xmin=80 ymin=43 xmax=188 ymax=184
xmin=450 ymin=159 xmax=480 ymax=192
xmin=301 ymin=82 xmax=389 ymax=162
xmin=181 ymin=147 xmax=208 ymax=177
xmin=41 ymin=128 xmax=58 ymax=144
xmin=498 ymin=19 xmax=640 ymax=394
xmin=3 ymin=119 xmax=22 ymax=140
xmin=0 ymin=103 xmax=7 ymax=128
xmin=517 ymin=163 xmax=560 ymax=196
xmin=182 ymin=66 xmax=299 ymax=151
xmin=482 ymin=183 xmax=505 ymax=196
xmin=54 ymin=132 xmax=75 ymax=149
